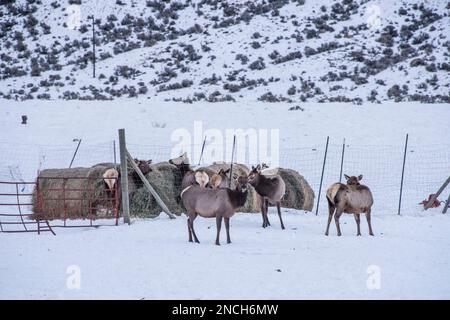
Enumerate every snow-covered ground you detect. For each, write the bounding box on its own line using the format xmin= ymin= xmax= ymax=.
xmin=0 ymin=99 xmax=449 ymax=299
xmin=1 ymin=211 xmax=449 ymax=299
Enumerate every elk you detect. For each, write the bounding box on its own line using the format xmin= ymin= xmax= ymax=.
xmin=103 ymin=168 xmax=119 ymax=198
xmin=99 ymin=159 xmax=152 ymax=201
xmin=169 ymin=152 xmax=208 ymax=189
xmin=195 ymin=171 xmax=209 ymax=187
xmin=210 ymin=168 xmax=230 ymax=189
xmin=248 ymin=164 xmax=286 ymax=229
xmin=325 ymin=174 xmax=374 ymax=236
xmin=181 ymin=175 xmax=249 ymax=245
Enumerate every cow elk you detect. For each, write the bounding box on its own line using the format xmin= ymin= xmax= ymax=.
xmin=325 ymin=174 xmax=374 ymax=236
xmin=210 ymin=168 xmax=231 ymax=189
xmin=248 ymin=164 xmax=286 ymax=229
xmin=169 ymin=152 xmax=208 ymax=189
xmin=181 ymin=174 xmax=249 ymax=245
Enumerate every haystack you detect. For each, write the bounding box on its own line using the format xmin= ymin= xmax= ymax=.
xmin=130 ymin=162 xmax=184 ymax=217
xmin=277 ymin=168 xmax=315 ymax=211
xmin=128 ymin=162 xmax=315 ymax=218
xmin=32 ymin=165 xmax=116 ymax=220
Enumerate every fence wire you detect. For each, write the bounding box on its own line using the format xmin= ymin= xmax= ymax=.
xmin=0 ymin=139 xmax=449 ymax=218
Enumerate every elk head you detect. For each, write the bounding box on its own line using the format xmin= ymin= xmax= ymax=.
xmin=247 ymin=165 xmax=261 ymax=186
xmin=134 ymin=158 xmax=152 ymax=175
xmin=233 ymin=174 xmax=249 ymax=193
xmin=344 ymin=174 xmax=363 ymax=186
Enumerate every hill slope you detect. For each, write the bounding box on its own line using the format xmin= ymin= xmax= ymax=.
xmin=0 ymin=0 xmax=449 ymax=103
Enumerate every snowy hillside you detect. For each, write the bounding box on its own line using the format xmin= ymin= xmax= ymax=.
xmin=0 ymin=0 xmax=449 ymax=103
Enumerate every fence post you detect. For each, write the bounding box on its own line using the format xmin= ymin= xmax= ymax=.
xmin=118 ymin=129 xmax=131 ymax=225
xmin=443 ymin=193 xmax=450 ymax=214
xmin=315 ymin=136 xmax=329 ymax=216
xmin=198 ymin=135 xmax=207 ymax=166
xmin=113 ymin=140 xmax=117 ymax=164
xmin=69 ymin=138 xmax=82 ymax=168
xmin=424 ymin=176 xmax=450 ymax=210
xmin=339 ymin=138 xmax=345 ymax=182
xmin=229 ymin=135 xmax=236 ymax=188
xmin=398 ymin=133 xmax=408 ymax=215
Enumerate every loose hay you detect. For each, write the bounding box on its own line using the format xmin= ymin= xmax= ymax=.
xmin=130 ymin=162 xmax=184 ymax=217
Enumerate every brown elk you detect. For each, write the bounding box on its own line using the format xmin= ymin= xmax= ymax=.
xmin=248 ymin=164 xmax=286 ymax=229
xmin=325 ymin=174 xmax=374 ymax=236
xmin=181 ymin=175 xmax=249 ymax=245
xmin=169 ymin=152 xmax=208 ymax=189
xmin=210 ymin=168 xmax=230 ymax=188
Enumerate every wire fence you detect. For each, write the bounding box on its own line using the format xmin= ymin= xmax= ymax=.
xmin=0 ymin=138 xmax=449 ymax=219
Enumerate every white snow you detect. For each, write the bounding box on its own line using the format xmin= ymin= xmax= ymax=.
xmin=1 ymin=211 xmax=449 ymax=299
xmin=0 ymin=99 xmax=449 ymax=299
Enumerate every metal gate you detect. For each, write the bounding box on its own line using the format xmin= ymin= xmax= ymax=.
xmin=0 ymin=177 xmax=120 ymax=234
xmin=0 ymin=181 xmax=54 ymax=234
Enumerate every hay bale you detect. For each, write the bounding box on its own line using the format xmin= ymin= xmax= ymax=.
xmin=277 ymin=168 xmax=315 ymax=211
xmin=32 ymin=166 xmax=115 ymax=220
xmin=129 ymin=162 xmax=314 ymax=218
xmin=130 ymin=162 xmax=184 ymax=217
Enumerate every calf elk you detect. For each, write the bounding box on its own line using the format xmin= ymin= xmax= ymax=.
xmin=325 ymin=174 xmax=374 ymax=236
xmin=181 ymin=175 xmax=249 ymax=245
xmin=248 ymin=165 xmax=286 ymax=229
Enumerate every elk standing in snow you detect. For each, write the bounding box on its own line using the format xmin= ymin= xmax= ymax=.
xmin=181 ymin=175 xmax=249 ymax=245
xmin=325 ymin=174 xmax=374 ymax=236
xmin=248 ymin=164 xmax=286 ymax=229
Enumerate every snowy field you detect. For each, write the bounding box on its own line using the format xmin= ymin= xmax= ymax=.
xmin=0 ymin=99 xmax=450 ymax=299
xmin=1 ymin=211 xmax=450 ymax=299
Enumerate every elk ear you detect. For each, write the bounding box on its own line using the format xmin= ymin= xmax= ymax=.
xmin=358 ymin=174 xmax=363 ymax=181
xmin=147 ymin=159 xmax=152 ymax=164
xmin=224 ymin=168 xmax=230 ymax=174
xmin=134 ymin=158 xmax=139 ymax=163
xmin=344 ymin=174 xmax=350 ymax=180
xmin=256 ymin=164 xmax=261 ymax=170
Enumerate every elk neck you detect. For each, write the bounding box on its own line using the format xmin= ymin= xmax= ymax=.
xmin=227 ymin=187 xmax=248 ymax=209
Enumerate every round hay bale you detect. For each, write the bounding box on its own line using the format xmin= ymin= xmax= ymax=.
xmin=277 ymin=168 xmax=315 ymax=211
xmin=130 ymin=162 xmax=184 ymax=217
xmin=32 ymin=166 xmax=113 ymax=220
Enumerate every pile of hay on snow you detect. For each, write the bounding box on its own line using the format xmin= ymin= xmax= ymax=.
xmin=32 ymin=165 xmax=117 ymax=220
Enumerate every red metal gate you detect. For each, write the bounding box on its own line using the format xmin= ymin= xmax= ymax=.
xmin=0 ymin=176 xmax=120 ymax=234
xmin=0 ymin=181 xmax=54 ymax=234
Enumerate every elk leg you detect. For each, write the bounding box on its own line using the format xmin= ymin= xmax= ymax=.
xmin=325 ymin=200 xmax=335 ymax=236
xmin=354 ymin=213 xmax=361 ymax=236
xmin=224 ymin=217 xmax=231 ymax=244
xmin=190 ymin=213 xmax=200 ymax=243
xmin=334 ymin=208 xmax=343 ymax=236
xmin=215 ymin=215 xmax=223 ymax=246
xmin=187 ymin=217 xmax=193 ymax=243
xmin=276 ymin=202 xmax=285 ymax=230
xmin=260 ymin=197 xmax=267 ymax=228
xmin=366 ymin=209 xmax=374 ymax=236
xmin=264 ymin=198 xmax=271 ymax=227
